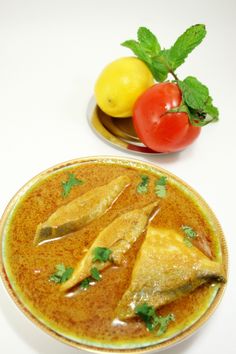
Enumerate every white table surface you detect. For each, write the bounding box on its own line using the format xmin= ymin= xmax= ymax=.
xmin=0 ymin=1 xmax=235 ymax=353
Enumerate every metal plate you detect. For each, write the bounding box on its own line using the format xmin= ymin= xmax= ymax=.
xmin=87 ymin=97 xmax=171 ymax=156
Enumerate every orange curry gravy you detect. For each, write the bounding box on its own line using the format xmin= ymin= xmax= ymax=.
xmin=5 ymin=162 xmax=220 ymax=346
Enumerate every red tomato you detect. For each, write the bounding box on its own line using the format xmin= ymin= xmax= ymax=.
xmin=133 ymin=82 xmax=201 ymax=152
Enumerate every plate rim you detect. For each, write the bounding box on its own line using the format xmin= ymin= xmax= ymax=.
xmin=87 ymin=97 xmax=178 ymax=156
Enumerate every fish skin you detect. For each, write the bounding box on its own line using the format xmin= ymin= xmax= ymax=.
xmin=60 ymin=201 xmax=159 ymax=292
xmin=116 ymin=225 xmax=226 ymax=320
xmin=34 ymin=175 xmax=130 ymax=245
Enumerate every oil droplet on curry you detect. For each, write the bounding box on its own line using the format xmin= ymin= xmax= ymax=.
xmin=5 ymin=162 xmax=226 ymax=347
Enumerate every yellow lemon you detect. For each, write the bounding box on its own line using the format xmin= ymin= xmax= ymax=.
xmin=94 ymin=57 xmax=154 ymax=117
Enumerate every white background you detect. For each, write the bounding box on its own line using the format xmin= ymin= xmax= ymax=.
xmin=0 ymin=0 xmax=235 ymax=353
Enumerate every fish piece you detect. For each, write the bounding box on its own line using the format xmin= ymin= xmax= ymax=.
xmin=60 ymin=201 xmax=159 ymax=291
xmin=34 ymin=175 xmax=130 ymax=245
xmin=116 ymin=225 xmax=226 ymax=319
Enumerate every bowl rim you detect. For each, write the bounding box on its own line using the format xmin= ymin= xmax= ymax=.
xmin=0 ymin=155 xmax=228 ymax=353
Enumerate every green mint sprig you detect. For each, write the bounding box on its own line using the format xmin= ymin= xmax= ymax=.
xmin=122 ymin=24 xmax=219 ymax=127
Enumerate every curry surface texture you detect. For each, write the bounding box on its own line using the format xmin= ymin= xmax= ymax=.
xmin=5 ymin=162 xmax=222 ymax=347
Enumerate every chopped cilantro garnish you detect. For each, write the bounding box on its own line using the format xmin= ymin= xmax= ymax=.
xmin=79 ymin=267 xmax=102 ymax=290
xmin=181 ymin=225 xmax=197 ymax=247
xmin=92 ymin=247 xmax=112 ymax=262
xmin=62 ymin=173 xmax=84 ymax=197
xmin=156 ymin=313 xmax=176 ymax=336
xmin=135 ymin=303 xmax=175 ymax=336
xmin=49 ymin=264 xmax=74 ymax=284
xmin=80 ymin=278 xmax=91 ymax=289
xmin=137 ymin=175 xmax=149 ymax=194
xmin=181 ymin=225 xmax=197 ymax=238
xmin=155 ymin=176 xmax=167 ymax=198
xmin=183 ymin=237 xmax=193 ymax=248
xmin=91 ymin=267 xmax=101 ymax=281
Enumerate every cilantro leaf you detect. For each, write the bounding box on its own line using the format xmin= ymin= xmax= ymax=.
xmin=135 ymin=303 xmax=157 ymax=331
xmin=178 ymin=76 xmax=209 ymax=110
xmin=62 ymin=173 xmax=84 ymax=198
xmin=155 ymin=185 xmax=166 ymax=198
xmin=156 ymin=314 xmax=175 ymax=336
xmin=156 ymin=176 xmax=167 ymax=186
xmin=55 ymin=263 xmax=66 ymax=275
xmin=80 ymin=278 xmax=91 ymax=290
xmin=181 ymin=225 xmax=197 ymax=238
xmin=92 ymin=247 xmax=112 ymax=263
xmin=80 ymin=267 xmax=102 ymax=290
xmin=181 ymin=225 xmax=197 ymax=247
xmin=91 ymin=267 xmax=101 ymax=281
xmin=168 ymin=24 xmax=206 ymax=70
xmin=137 ymin=27 xmax=161 ymax=55
xmin=135 ymin=303 xmax=174 ymax=336
xmin=49 ymin=264 xmax=74 ymax=284
xmin=183 ymin=237 xmax=193 ymax=248
xmin=49 ymin=274 xmax=61 ymax=283
xmin=61 ymin=267 xmax=74 ymax=283
xmin=155 ymin=176 xmax=167 ymax=198
xmin=137 ymin=175 xmax=149 ymax=194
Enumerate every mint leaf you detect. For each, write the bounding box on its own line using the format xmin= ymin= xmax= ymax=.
xmin=91 ymin=267 xmax=101 ymax=281
xmin=62 ymin=173 xmax=84 ymax=198
xmin=155 ymin=176 xmax=167 ymax=198
xmin=137 ymin=175 xmax=149 ymax=194
xmin=187 ymin=107 xmax=219 ymax=127
xmin=121 ymin=40 xmax=151 ymax=63
xmin=121 ymin=28 xmax=168 ymax=82
xmin=170 ymin=102 xmax=219 ymax=127
xmin=149 ymin=58 xmax=169 ymax=82
xmin=92 ymin=247 xmax=112 ymax=263
xmin=168 ymin=24 xmax=206 ymax=70
xmin=178 ymin=76 xmax=209 ymax=110
xmin=49 ymin=264 xmax=74 ymax=284
xmin=205 ymin=96 xmax=219 ymax=121
xmin=177 ymin=76 xmax=219 ymax=126
xmin=137 ymin=27 xmax=161 ymax=55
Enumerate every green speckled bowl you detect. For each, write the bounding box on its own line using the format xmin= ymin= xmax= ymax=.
xmin=0 ymin=156 xmax=228 ymax=353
